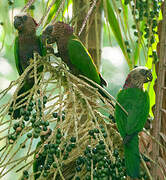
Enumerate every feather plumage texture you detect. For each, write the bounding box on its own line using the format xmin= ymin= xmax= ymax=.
xmin=42 ymin=22 xmax=107 ymax=87
xmin=115 ymin=66 xmax=152 ymax=178
xmin=12 ymin=15 xmax=45 ymax=119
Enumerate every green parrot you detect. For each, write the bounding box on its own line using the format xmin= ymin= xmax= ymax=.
xmin=41 ymin=21 xmax=107 ymax=88
xmin=12 ymin=15 xmax=46 ymax=119
xmin=115 ymin=66 xmax=153 ymax=178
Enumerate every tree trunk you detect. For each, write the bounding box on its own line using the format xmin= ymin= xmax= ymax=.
xmin=72 ymin=0 xmax=102 ymax=69
xmin=152 ymin=1 xmax=166 ymax=179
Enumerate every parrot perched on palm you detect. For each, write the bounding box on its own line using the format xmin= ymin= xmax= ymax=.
xmin=115 ymin=66 xmax=153 ymax=178
xmin=12 ymin=15 xmax=46 ymax=119
xmin=41 ymin=22 xmax=107 ymax=89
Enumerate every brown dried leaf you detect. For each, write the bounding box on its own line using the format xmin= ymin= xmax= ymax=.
xmin=158 ymin=157 xmax=166 ymax=180
xmin=139 ymin=132 xmax=152 ymax=154
xmin=159 ymin=132 xmax=166 ymax=143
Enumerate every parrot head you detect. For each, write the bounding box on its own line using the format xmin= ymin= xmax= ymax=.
xmin=14 ymin=15 xmax=38 ymax=34
xmin=123 ymin=66 xmax=153 ymax=89
xmin=42 ymin=21 xmax=73 ymax=44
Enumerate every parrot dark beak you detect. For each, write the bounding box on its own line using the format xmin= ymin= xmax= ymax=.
xmin=42 ymin=25 xmax=55 ymax=44
xmin=41 ymin=34 xmax=56 ymax=44
xmin=146 ymin=70 xmax=153 ymax=82
xmin=14 ymin=16 xmax=23 ymax=30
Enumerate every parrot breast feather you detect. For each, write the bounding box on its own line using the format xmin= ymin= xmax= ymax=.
xmin=67 ymin=36 xmax=101 ymax=85
xmin=115 ymin=88 xmax=150 ymax=137
xmin=14 ymin=37 xmax=23 ymax=75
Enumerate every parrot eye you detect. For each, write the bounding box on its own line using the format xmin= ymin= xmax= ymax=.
xmin=22 ymin=15 xmax=28 ymax=22
xmin=147 ymin=70 xmax=153 ymax=81
xmin=140 ymin=69 xmax=153 ymax=82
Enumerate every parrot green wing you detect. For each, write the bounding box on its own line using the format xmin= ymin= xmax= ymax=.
xmin=38 ymin=35 xmax=46 ymax=57
xmin=68 ymin=35 xmax=101 ymax=85
xmin=33 ymin=35 xmax=46 ymax=74
xmin=115 ymin=89 xmax=129 ymax=138
xmin=115 ymin=88 xmax=150 ymax=138
xmin=14 ymin=36 xmax=23 ymax=75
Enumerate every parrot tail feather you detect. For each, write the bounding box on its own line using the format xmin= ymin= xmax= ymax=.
xmin=99 ymin=74 xmax=107 ymax=87
xmin=124 ymin=134 xmax=140 ymax=178
xmin=12 ymin=108 xmax=21 ymax=119
xmin=10 ymin=82 xmax=33 ymax=119
xmin=98 ymin=89 xmax=115 ymax=108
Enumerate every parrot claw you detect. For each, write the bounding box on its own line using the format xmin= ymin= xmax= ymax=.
xmin=54 ymin=52 xmax=60 ymax=57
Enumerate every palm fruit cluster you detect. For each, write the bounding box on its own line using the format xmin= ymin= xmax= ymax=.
xmin=124 ymin=0 xmax=161 ymax=63
xmin=8 ymin=94 xmax=50 ymax=144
